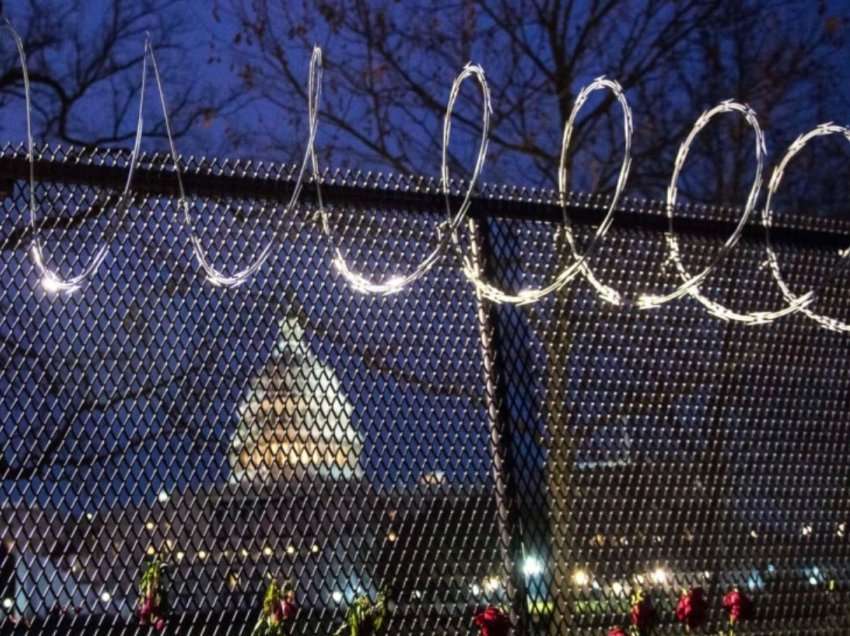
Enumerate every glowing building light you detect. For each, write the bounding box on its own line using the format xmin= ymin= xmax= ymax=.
xmin=571 ymin=569 xmax=590 ymax=587
xmin=483 ymin=576 xmax=502 ymax=593
xmin=522 ymin=556 xmax=544 ymax=577
xmin=651 ymin=567 xmax=670 ymax=585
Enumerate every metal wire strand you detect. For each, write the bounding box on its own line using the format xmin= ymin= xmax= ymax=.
xmin=458 ymin=77 xmax=633 ymax=306
xmin=320 ymin=63 xmax=492 ymax=296
xmin=762 ymin=123 xmax=850 ymax=332
xmin=637 ymin=100 xmax=807 ymax=323
xmin=148 ymin=39 xmax=319 ymax=288
xmin=8 ymin=21 xmax=142 ymax=294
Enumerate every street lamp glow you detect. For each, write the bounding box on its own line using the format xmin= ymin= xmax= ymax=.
xmin=483 ymin=576 xmax=502 ymax=593
xmin=2 ymin=598 xmax=13 ymax=611
xmin=332 ymin=591 xmax=343 ymax=603
xmin=571 ymin=569 xmax=590 ymax=586
xmin=651 ymin=567 xmax=670 ymax=585
xmin=522 ymin=555 xmax=544 ymax=577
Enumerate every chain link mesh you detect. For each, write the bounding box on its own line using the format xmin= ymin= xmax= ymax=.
xmin=0 ymin=145 xmax=849 ymax=634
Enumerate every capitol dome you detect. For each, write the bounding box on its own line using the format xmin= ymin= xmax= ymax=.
xmin=228 ymin=315 xmax=363 ymax=482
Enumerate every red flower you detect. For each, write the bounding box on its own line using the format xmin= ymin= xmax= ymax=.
xmin=675 ymin=587 xmax=708 ymax=630
xmin=281 ymin=589 xmax=298 ymax=620
xmin=722 ymin=588 xmax=752 ymax=624
xmin=269 ymin=602 xmax=282 ymax=625
xmin=630 ymin=591 xmax=657 ymax=635
xmin=154 ymin=617 xmax=166 ymax=631
xmin=474 ymin=606 xmax=512 ymax=636
xmin=608 ymin=627 xmax=628 ymax=636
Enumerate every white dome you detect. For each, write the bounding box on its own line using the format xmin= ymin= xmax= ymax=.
xmin=229 ymin=316 xmax=363 ymax=482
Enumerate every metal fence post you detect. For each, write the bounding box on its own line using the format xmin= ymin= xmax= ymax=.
xmin=467 ymin=216 xmax=529 ymax=635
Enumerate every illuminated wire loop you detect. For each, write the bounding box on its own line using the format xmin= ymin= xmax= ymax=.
xmin=763 ymin=124 xmax=850 ymax=331
xmin=321 ymin=63 xmax=491 ymax=295
xmin=6 ymin=22 xmax=140 ymax=294
xmin=459 ymin=77 xmax=633 ymax=306
xmin=633 ymin=101 xmax=802 ymax=323
xmin=6 ymin=22 xmax=848 ymax=332
xmin=149 ymin=41 xmax=320 ymax=288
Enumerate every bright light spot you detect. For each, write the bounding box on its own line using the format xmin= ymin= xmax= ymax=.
xmin=651 ymin=567 xmax=670 ymax=586
xmin=704 ymin=571 xmax=712 ymax=580
xmin=838 ymin=523 xmax=846 ymax=538
xmin=387 ymin=531 xmax=398 ymax=543
xmin=483 ymin=576 xmax=502 ymax=593
xmin=802 ymin=525 xmax=813 ymax=536
xmin=471 ymin=584 xmax=482 ymax=596
xmin=85 ymin=513 xmax=94 ymax=521
xmin=100 ymin=592 xmax=111 ymax=603
xmin=412 ymin=590 xmax=423 ymax=600
xmin=286 ymin=545 xmax=296 ymax=556
xmin=240 ymin=549 xmax=249 ymax=558
xmin=809 ymin=576 xmax=818 ymax=586
xmin=522 ymin=556 xmax=544 ymax=577
xmin=2 ymin=598 xmax=13 ymax=611
xmin=197 ymin=550 xmax=207 ymax=560
xmin=750 ymin=530 xmax=758 ymax=539
xmin=175 ymin=551 xmax=185 ymax=563
xmin=767 ymin=564 xmax=776 ymax=574
xmin=332 ymin=591 xmax=343 ymax=603
xmin=145 ymin=521 xmax=155 ymax=531
xmin=611 ymin=581 xmax=624 ymax=596
xmin=262 ymin=546 xmax=273 ymax=557
xmin=311 ymin=544 xmax=320 ymax=554
xmin=157 ymin=490 xmax=169 ymax=504
xmin=40 ymin=275 xmax=73 ymax=294
xmin=146 ymin=545 xmax=156 ymax=556
xmin=385 ymin=276 xmax=405 ymax=291
xmin=571 ymin=569 xmax=590 ymax=587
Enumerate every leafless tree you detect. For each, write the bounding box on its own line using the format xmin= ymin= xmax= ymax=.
xmin=0 ymin=0 xmax=238 ymax=149
xmin=226 ymin=0 xmax=850 ymax=209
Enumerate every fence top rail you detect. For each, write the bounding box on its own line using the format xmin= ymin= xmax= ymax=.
xmin=0 ymin=143 xmax=848 ymax=250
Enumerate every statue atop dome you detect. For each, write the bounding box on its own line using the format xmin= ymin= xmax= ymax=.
xmin=228 ymin=315 xmax=363 ymax=483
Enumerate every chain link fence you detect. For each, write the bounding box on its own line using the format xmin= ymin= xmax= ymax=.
xmin=1 ymin=145 xmax=849 ymax=634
